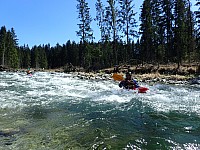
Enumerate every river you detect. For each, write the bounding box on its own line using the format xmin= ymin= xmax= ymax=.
xmin=0 ymin=71 xmax=200 ymax=149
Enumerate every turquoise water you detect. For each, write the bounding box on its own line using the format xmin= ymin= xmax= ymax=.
xmin=0 ymin=71 xmax=200 ymax=149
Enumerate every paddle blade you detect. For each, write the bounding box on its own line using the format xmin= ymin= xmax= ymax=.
xmin=112 ymin=73 xmax=124 ymax=81
xmin=138 ymin=87 xmax=149 ymax=93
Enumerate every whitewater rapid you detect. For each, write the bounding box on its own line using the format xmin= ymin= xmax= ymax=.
xmin=1 ymin=71 xmax=200 ymax=149
xmin=0 ymin=71 xmax=199 ymax=115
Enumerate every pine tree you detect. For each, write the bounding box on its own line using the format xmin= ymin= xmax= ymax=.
xmin=0 ymin=26 xmax=7 ymax=66
xmin=18 ymin=45 xmax=31 ymax=68
xmin=118 ymin=0 xmax=137 ymax=63
xmin=105 ymin=0 xmax=118 ymax=65
xmin=76 ymin=0 xmax=93 ymax=66
xmin=185 ymin=0 xmax=195 ymax=63
xmin=95 ymin=0 xmax=106 ymax=41
xmin=139 ymin=0 xmax=153 ymax=64
xmin=118 ymin=0 xmax=137 ymax=43
xmin=151 ymin=0 xmax=165 ymax=64
xmin=31 ymin=46 xmax=38 ymax=68
xmin=71 ymin=41 xmax=79 ymax=66
xmin=44 ymin=44 xmax=51 ymax=69
xmin=6 ymin=28 xmax=19 ymax=68
xmin=76 ymin=0 xmax=93 ymax=43
xmin=195 ymin=0 xmax=200 ymax=61
xmin=38 ymin=45 xmax=48 ymax=69
xmin=173 ymin=0 xmax=188 ymax=67
xmin=162 ymin=0 xmax=174 ymax=63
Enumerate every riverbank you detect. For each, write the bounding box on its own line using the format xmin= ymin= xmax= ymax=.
xmin=1 ymin=64 xmax=200 ymax=85
xmin=71 ymin=63 xmax=200 ymax=85
xmin=72 ymin=71 xmax=193 ymax=85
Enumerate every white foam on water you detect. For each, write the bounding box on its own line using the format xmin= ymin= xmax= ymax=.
xmin=0 ymin=82 xmax=9 ymax=87
xmin=0 ymin=72 xmax=200 ymax=115
xmin=143 ymin=84 xmax=200 ymax=114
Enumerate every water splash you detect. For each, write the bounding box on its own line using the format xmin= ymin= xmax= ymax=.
xmin=0 ymin=72 xmax=200 ymax=149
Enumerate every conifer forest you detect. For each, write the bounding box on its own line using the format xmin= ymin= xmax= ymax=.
xmin=0 ymin=0 xmax=200 ymax=71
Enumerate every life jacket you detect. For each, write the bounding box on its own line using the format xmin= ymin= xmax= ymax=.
xmin=119 ymin=79 xmax=139 ymax=89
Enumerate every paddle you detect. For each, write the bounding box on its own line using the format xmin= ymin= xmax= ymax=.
xmin=112 ymin=73 xmax=149 ymax=93
xmin=112 ymin=73 xmax=124 ymax=81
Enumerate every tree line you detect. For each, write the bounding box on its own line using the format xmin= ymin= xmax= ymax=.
xmin=0 ymin=0 xmax=200 ymax=71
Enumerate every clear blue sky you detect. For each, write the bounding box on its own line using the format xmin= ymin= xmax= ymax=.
xmin=0 ymin=0 xmax=197 ymax=48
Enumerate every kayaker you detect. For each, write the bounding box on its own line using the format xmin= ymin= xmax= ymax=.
xmin=26 ymin=68 xmax=32 ymax=75
xmin=119 ymin=72 xmax=139 ymax=89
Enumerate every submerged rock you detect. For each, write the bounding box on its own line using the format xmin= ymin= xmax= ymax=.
xmin=0 ymin=128 xmax=20 ymax=146
xmin=0 ymin=128 xmax=20 ymax=137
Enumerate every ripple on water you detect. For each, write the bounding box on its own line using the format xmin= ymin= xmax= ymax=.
xmin=0 ymin=72 xmax=200 ymax=149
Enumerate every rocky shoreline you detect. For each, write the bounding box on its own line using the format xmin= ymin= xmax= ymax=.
xmin=69 ymin=64 xmax=200 ymax=85
xmin=72 ymin=71 xmax=196 ymax=85
xmin=1 ymin=64 xmax=200 ymax=85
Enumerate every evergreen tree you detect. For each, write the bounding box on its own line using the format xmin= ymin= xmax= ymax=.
xmin=173 ymin=0 xmax=188 ymax=67
xmin=151 ymin=0 xmax=165 ymax=64
xmin=60 ymin=44 xmax=67 ymax=67
xmin=39 ymin=45 xmax=48 ymax=69
xmin=195 ymin=0 xmax=200 ymax=61
xmin=0 ymin=26 xmax=7 ymax=66
xmin=101 ymin=40 xmax=113 ymax=67
xmin=139 ymin=0 xmax=153 ymax=64
xmin=76 ymin=0 xmax=93 ymax=43
xmin=18 ymin=45 xmax=31 ymax=68
xmin=118 ymin=0 xmax=137 ymax=63
xmin=24 ymin=45 xmax=31 ymax=68
xmin=161 ymin=0 xmax=174 ymax=63
xmin=66 ymin=40 xmax=72 ymax=65
xmin=64 ymin=40 xmax=79 ymax=66
xmin=185 ymin=0 xmax=195 ymax=63
xmin=76 ymin=0 xmax=93 ymax=67
xmin=6 ymin=29 xmax=19 ymax=68
xmin=95 ymin=0 xmax=106 ymax=41
xmin=71 ymin=41 xmax=79 ymax=66
xmin=44 ymin=44 xmax=51 ymax=69
xmin=118 ymin=0 xmax=137 ymax=43
xmin=53 ymin=43 xmax=62 ymax=68
xmin=105 ymin=0 xmax=118 ymax=65
xmin=31 ymin=46 xmax=39 ymax=69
